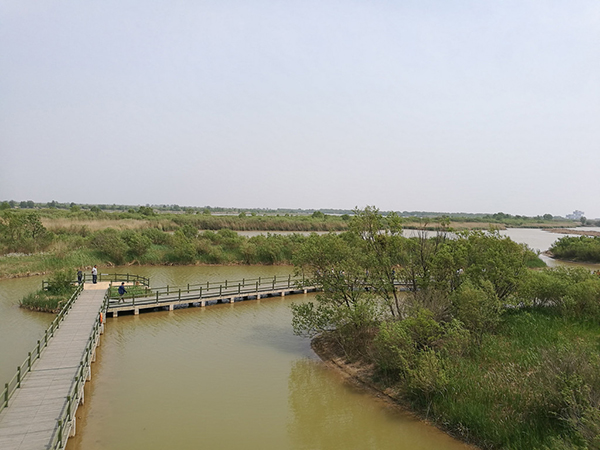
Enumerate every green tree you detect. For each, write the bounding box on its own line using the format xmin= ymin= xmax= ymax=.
xmin=138 ymin=206 xmax=156 ymax=216
xmin=121 ymin=230 xmax=152 ymax=259
xmin=169 ymin=230 xmax=196 ymax=263
xmin=0 ymin=211 xmax=50 ymax=253
xmin=348 ymin=206 xmax=405 ymax=317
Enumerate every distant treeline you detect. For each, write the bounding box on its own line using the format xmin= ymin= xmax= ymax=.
xmin=0 ymin=199 xmax=590 ymax=224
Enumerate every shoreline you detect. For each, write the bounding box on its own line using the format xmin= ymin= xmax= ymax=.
xmin=0 ymin=261 xmax=295 ymax=282
xmin=310 ymin=334 xmax=480 ymax=450
xmin=545 ymin=228 xmax=600 ymax=237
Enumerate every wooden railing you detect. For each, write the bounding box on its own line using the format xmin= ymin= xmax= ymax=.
xmin=1 ymin=283 xmax=84 ymax=414
xmin=42 ymin=273 xmax=150 ymax=291
xmin=108 ymin=275 xmax=309 ymax=306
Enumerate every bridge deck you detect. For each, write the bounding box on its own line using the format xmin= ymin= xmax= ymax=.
xmin=107 ymin=280 xmax=317 ymax=317
xmin=0 ymin=282 xmax=109 ymax=450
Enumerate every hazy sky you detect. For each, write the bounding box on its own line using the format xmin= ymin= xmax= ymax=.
xmin=1 ymin=0 xmax=599 ymax=217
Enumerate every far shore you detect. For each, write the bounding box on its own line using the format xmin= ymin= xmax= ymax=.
xmin=545 ymin=228 xmax=600 ymax=237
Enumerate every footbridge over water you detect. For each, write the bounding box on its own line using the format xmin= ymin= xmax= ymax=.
xmin=0 ymin=273 xmax=317 ymax=450
xmin=0 ymin=272 xmax=410 ymax=449
xmin=107 ymin=274 xmax=318 ymax=317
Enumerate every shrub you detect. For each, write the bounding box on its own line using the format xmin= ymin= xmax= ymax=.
xmin=451 ymin=281 xmax=503 ymax=342
xmin=47 ymin=269 xmax=75 ymax=295
xmin=89 ymin=229 xmax=128 ymax=264
xmin=121 ymin=230 xmax=152 ymax=259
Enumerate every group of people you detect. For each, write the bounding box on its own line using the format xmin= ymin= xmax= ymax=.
xmin=76 ymin=265 xmax=98 ymax=284
xmin=75 ymin=265 xmax=128 ymax=302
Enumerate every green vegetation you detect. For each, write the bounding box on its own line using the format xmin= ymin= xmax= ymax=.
xmin=0 ymin=208 xmax=317 ymax=278
xmin=20 ymin=270 xmax=78 ymax=312
xmin=550 ymin=236 xmax=600 ymax=263
xmin=292 ymin=207 xmax=600 ymax=450
xmin=108 ymin=283 xmax=152 ymax=299
xmin=0 ymin=204 xmax=559 ymax=279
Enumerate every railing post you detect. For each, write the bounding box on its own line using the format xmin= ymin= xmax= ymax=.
xmin=178 ymin=289 xmax=181 ymax=300
xmin=37 ymin=340 xmax=41 ymax=359
xmin=17 ymin=366 xmax=21 ymax=388
xmin=167 ymin=286 xmax=169 ymax=295
xmin=288 ymin=274 xmax=291 ymax=288
xmin=256 ymin=281 xmax=259 ymax=292
xmin=199 ymin=286 xmax=203 ymax=299
xmin=187 ymin=284 xmax=190 ymax=293
xmin=238 ymin=283 xmax=241 ymax=294
xmin=4 ymin=383 xmax=8 ymax=407
xmin=156 ymin=291 xmax=159 ymax=303
xmin=219 ymin=285 xmax=222 ymax=296
xmin=242 ymin=278 xmax=245 ymax=287
xmin=225 ymin=280 xmax=228 ymax=289
xmin=28 ymin=352 xmax=32 ymax=372
xmin=58 ymin=420 xmax=63 ymax=447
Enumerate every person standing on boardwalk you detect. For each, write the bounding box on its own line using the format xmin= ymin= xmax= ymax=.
xmin=118 ymin=282 xmax=127 ymax=303
xmin=92 ymin=265 xmax=98 ymax=284
xmin=77 ymin=269 xmax=83 ymax=285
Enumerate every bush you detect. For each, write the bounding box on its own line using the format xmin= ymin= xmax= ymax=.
xmin=47 ymin=270 xmax=75 ymax=295
xmin=121 ymin=230 xmax=152 ymax=259
xmin=89 ymin=229 xmax=128 ymax=264
xmin=451 ymin=281 xmax=503 ymax=342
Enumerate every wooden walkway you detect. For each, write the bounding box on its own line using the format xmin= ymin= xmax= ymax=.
xmin=107 ymin=276 xmax=317 ymax=317
xmin=0 ymin=282 xmax=109 ymax=450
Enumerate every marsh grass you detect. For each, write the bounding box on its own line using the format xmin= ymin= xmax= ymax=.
xmin=42 ymin=218 xmax=159 ymax=232
xmin=108 ymin=284 xmax=152 ymax=299
xmin=20 ymin=291 xmax=67 ymax=312
xmin=426 ymin=309 xmax=600 ymax=449
xmin=20 ymin=271 xmax=78 ymax=312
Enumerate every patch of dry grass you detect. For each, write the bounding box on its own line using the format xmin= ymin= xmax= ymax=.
xmin=42 ymin=218 xmax=155 ymax=232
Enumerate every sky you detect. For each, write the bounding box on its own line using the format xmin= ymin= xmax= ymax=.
xmin=1 ymin=0 xmax=599 ymax=218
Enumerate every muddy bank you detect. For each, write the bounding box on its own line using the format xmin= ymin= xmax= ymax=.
xmin=311 ymin=334 xmax=479 ymax=450
xmin=545 ymin=228 xmax=600 ymax=237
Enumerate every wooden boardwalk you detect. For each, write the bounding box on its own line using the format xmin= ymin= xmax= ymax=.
xmin=0 ymin=282 xmax=109 ymax=450
xmin=107 ymin=276 xmax=317 ymax=317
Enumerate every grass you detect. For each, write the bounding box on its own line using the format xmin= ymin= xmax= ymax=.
xmin=426 ymin=309 xmax=600 ymax=449
xmin=19 ymin=283 xmax=78 ymax=313
xmin=0 ymin=248 xmax=104 ymax=278
xmin=108 ymin=284 xmax=153 ymax=299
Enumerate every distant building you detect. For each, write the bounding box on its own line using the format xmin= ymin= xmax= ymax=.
xmin=566 ymin=210 xmax=585 ymax=220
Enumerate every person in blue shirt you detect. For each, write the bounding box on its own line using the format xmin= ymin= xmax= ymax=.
xmin=118 ymin=282 xmax=127 ymax=303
